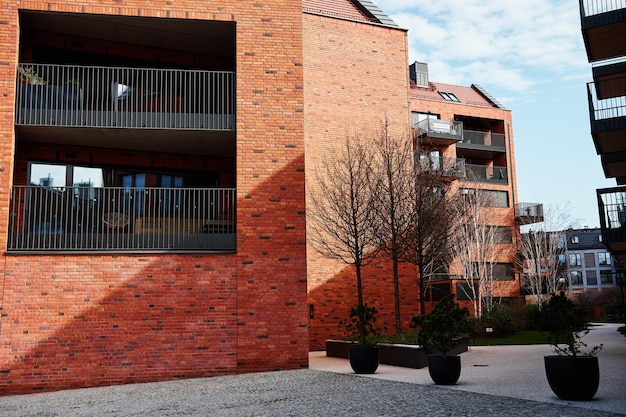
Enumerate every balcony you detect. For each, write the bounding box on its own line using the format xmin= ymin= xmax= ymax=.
xmin=587 ymin=77 xmax=626 ymax=181
xmin=414 ymin=118 xmax=463 ymax=145
xmin=464 ymin=164 xmax=508 ymax=184
xmin=457 ymin=129 xmax=506 ymax=156
xmin=597 ymin=186 xmax=626 ymax=259
xmin=417 ymin=156 xmax=466 ymax=179
xmin=15 ymin=63 xmax=235 ymax=131
xmin=579 ymin=0 xmax=626 ymax=62
xmin=8 ymin=185 xmax=236 ymax=253
xmin=515 ymin=203 xmax=544 ymax=225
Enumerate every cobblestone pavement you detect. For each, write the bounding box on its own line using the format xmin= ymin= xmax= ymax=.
xmin=0 ymin=323 xmax=624 ymax=417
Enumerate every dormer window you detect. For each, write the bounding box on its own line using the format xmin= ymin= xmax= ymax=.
xmin=439 ymin=91 xmax=460 ymax=102
xmin=571 ymin=236 xmax=579 ymax=243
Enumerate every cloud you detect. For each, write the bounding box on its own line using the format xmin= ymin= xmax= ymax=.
xmin=374 ymin=0 xmax=589 ymax=94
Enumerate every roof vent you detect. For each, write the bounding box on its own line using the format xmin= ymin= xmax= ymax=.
xmin=409 ymin=62 xmax=429 ymax=88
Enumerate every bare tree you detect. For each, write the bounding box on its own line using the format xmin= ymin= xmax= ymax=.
xmin=402 ymin=147 xmax=463 ymax=316
xmin=517 ymin=204 xmax=578 ymax=309
xmin=307 ymin=135 xmax=381 ymax=305
xmin=449 ymin=188 xmax=504 ymax=317
xmin=370 ymin=121 xmax=416 ymax=333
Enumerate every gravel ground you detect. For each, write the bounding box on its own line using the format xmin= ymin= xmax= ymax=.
xmin=0 ymin=323 xmax=624 ymax=417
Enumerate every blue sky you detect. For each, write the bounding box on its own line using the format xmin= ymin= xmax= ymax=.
xmin=375 ymin=0 xmax=614 ymax=228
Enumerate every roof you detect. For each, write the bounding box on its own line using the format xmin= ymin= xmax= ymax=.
xmin=565 ymin=228 xmax=607 ymax=251
xmin=302 ymin=0 xmax=400 ymax=28
xmin=410 ymin=82 xmax=507 ymax=109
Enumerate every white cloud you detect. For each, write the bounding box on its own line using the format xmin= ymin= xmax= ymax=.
xmin=374 ymin=0 xmax=589 ymax=94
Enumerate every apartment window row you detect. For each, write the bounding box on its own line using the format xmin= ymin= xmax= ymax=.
xmin=571 ymin=270 xmax=614 ymax=286
xmin=568 ymin=251 xmax=611 ymax=267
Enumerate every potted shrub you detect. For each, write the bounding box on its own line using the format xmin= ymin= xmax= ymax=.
xmin=540 ymin=292 xmax=603 ymax=401
xmin=345 ymin=303 xmax=380 ymax=374
xmin=411 ymin=294 xmax=471 ymax=385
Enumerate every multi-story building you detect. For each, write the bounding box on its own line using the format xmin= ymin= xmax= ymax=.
xmin=0 ymin=0 xmax=535 ymax=393
xmin=579 ymin=1 xmax=626 ymax=260
xmin=409 ymin=62 xmax=542 ymax=311
xmin=564 ymin=227 xmax=621 ymax=292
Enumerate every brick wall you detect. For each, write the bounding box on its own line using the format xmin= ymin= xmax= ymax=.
xmin=303 ymin=14 xmax=414 ymax=350
xmin=0 ymin=0 xmax=307 ymax=394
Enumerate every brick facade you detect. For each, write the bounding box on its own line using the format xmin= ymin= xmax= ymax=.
xmin=1 ymin=0 xmax=307 ymax=395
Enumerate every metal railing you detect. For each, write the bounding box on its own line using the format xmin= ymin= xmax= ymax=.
xmin=9 ymin=185 xmax=236 ymax=252
xmin=587 ymin=78 xmax=626 ymax=121
xmin=15 ymin=63 xmax=235 ymax=130
xmin=597 ymin=187 xmax=626 ymax=230
xmin=580 ymin=0 xmax=626 ymax=17
xmin=461 ymin=129 xmax=506 ymax=149
xmin=464 ymin=164 xmax=508 ymax=184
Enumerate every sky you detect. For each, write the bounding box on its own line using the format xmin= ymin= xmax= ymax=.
xmin=374 ymin=0 xmax=614 ymax=228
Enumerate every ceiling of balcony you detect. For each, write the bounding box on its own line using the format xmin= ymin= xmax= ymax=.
xmin=16 ymin=126 xmax=236 ymax=159
xmin=19 ymin=11 xmax=235 ymax=61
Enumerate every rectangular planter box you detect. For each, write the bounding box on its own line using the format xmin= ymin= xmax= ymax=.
xmin=325 ymin=339 xmax=469 ymax=369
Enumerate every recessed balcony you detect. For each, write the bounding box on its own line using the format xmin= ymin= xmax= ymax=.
xmin=579 ymin=0 xmax=626 ymax=62
xmin=414 ymin=118 xmax=463 ymax=145
xmin=15 ymin=63 xmax=235 ymax=131
xmin=464 ymin=164 xmax=508 ymax=184
xmin=8 ymin=185 xmax=236 ymax=253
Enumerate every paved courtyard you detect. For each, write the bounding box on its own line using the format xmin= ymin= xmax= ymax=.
xmin=0 ymin=323 xmax=624 ymax=416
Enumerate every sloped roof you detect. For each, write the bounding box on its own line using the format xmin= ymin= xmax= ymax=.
xmin=410 ymin=82 xmax=506 ymax=109
xmin=303 ymin=0 xmax=399 ymax=28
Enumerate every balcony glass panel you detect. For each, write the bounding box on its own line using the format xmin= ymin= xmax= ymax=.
xmin=15 ymin=63 xmax=235 ymax=130
xmin=464 ymin=164 xmax=508 ymax=184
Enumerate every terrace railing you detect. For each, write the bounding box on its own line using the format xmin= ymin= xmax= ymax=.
xmin=9 ymin=185 xmax=236 ymax=252
xmin=15 ymin=63 xmax=235 ymax=130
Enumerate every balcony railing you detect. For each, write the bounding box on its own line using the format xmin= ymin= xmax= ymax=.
xmin=587 ymin=78 xmax=626 ymax=120
xmin=515 ymin=203 xmax=544 ymax=225
xmin=597 ymin=186 xmax=626 ymax=259
xmin=9 ymin=185 xmax=236 ymax=252
xmin=460 ymin=130 xmax=506 ymax=150
xmin=464 ymin=164 xmax=508 ymax=184
xmin=580 ymin=0 xmax=626 ymax=17
xmin=15 ymin=63 xmax=235 ymax=130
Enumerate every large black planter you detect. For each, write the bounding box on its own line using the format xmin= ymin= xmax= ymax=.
xmin=544 ymin=355 xmax=600 ymax=401
xmin=349 ymin=346 xmax=379 ymax=374
xmin=427 ymin=355 xmax=461 ymax=385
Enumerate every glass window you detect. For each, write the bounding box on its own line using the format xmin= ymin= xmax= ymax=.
xmin=600 ymin=271 xmax=613 ymax=284
xmin=493 ymin=263 xmax=515 ymax=281
xmin=439 ymin=91 xmax=460 ymax=102
xmin=598 ymin=252 xmax=611 ymax=265
xmin=569 ymin=253 xmax=582 ymax=266
xmin=570 ymin=271 xmax=583 ymax=285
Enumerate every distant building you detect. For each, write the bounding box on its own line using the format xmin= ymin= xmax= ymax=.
xmin=564 ymin=228 xmax=621 ymax=292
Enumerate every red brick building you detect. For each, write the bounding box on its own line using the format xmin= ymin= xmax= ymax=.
xmin=0 ymin=0 xmax=537 ymax=394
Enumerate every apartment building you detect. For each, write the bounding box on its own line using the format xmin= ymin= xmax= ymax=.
xmin=580 ymin=1 xmax=626 ymax=260
xmin=564 ymin=227 xmax=621 ymax=292
xmin=1 ymin=0 xmax=535 ymax=393
xmin=408 ymin=62 xmax=543 ymax=313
